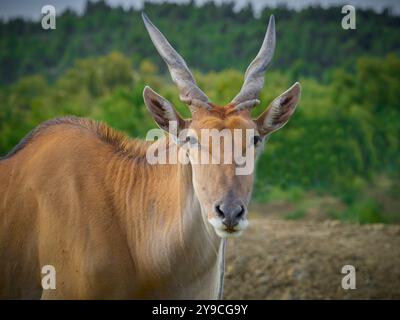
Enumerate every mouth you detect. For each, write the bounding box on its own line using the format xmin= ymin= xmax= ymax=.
xmin=214 ymin=228 xmax=243 ymax=238
xmin=208 ymin=217 xmax=249 ymax=238
xmin=225 ymin=226 xmax=236 ymax=233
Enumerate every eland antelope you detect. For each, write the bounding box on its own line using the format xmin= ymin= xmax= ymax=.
xmin=0 ymin=13 xmax=300 ymax=299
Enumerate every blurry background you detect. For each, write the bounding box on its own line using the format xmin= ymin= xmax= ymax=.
xmin=0 ymin=0 xmax=399 ymax=298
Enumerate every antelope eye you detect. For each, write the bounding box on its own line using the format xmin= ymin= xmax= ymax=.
xmin=251 ymin=135 xmax=262 ymax=146
xmin=185 ymin=135 xmax=198 ymax=146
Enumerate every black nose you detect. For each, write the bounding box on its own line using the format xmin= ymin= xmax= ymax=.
xmin=215 ymin=202 xmax=245 ymax=227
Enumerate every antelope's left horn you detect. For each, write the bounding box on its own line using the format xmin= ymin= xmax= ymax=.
xmin=142 ymin=12 xmax=210 ymax=111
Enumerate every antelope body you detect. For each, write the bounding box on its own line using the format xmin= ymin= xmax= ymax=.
xmin=0 ymin=13 xmax=300 ymax=299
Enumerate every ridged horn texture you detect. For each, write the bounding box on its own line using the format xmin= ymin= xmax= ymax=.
xmin=231 ymin=15 xmax=276 ymax=111
xmin=142 ymin=12 xmax=210 ymax=111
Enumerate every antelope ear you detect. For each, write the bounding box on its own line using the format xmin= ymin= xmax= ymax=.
xmin=255 ymin=82 xmax=301 ymax=136
xmin=143 ymin=86 xmax=187 ymax=135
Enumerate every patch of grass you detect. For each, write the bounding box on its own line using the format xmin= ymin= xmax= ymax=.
xmin=286 ymin=186 xmax=305 ymax=202
xmin=328 ymin=198 xmax=386 ymax=224
xmin=253 ymin=176 xmax=399 ymax=224
xmin=253 ymin=185 xmax=306 ymax=204
xmin=284 ymin=209 xmax=306 ymax=220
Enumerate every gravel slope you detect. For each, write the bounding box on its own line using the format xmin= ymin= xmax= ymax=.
xmin=224 ymin=218 xmax=400 ymax=299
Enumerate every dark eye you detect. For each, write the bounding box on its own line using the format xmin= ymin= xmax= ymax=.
xmin=251 ymin=135 xmax=262 ymax=147
xmin=185 ymin=135 xmax=198 ymax=146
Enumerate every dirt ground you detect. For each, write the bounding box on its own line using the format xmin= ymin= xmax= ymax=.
xmin=224 ymin=218 xmax=400 ymax=299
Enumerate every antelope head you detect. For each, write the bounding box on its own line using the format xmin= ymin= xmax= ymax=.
xmin=142 ymin=13 xmax=301 ymax=238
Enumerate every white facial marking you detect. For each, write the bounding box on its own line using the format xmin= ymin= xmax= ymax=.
xmin=237 ymin=219 xmax=249 ymax=231
xmin=208 ymin=217 xmax=224 ymax=230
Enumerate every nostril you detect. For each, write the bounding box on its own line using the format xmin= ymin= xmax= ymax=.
xmin=215 ymin=204 xmax=225 ymax=218
xmin=236 ymin=205 xmax=245 ymax=219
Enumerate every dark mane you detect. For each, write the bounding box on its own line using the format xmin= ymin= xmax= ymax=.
xmin=0 ymin=116 xmax=150 ymax=160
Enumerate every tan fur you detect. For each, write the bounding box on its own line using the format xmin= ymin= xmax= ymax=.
xmin=0 ymin=116 xmax=223 ymax=299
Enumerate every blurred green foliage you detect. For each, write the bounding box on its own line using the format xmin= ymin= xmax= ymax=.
xmin=0 ymin=2 xmax=399 ymax=224
xmin=1 ymin=1 xmax=399 ymax=85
